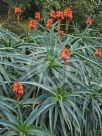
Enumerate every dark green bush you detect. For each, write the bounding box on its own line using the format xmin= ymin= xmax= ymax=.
xmin=2 ymin=0 xmax=102 ymax=32
xmin=0 ymin=1 xmax=9 ymax=17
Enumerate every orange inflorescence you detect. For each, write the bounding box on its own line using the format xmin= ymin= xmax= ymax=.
xmin=64 ymin=8 xmax=73 ymax=20
xmin=13 ymin=81 xmax=24 ymax=100
xmin=28 ymin=19 xmax=37 ymax=30
xmin=86 ymin=16 xmax=92 ymax=26
xmin=95 ymin=49 xmax=102 ymax=57
xmin=35 ymin=12 xmax=40 ymax=21
xmin=15 ymin=6 xmax=22 ymax=15
xmin=56 ymin=11 xmax=64 ymax=21
xmin=50 ymin=11 xmax=56 ymax=19
xmin=61 ymin=47 xmax=70 ymax=63
xmin=47 ymin=19 xmax=53 ymax=29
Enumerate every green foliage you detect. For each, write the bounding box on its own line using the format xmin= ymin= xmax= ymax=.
xmin=0 ymin=8 xmax=102 ymax=136
xmin=0 ymin=1 xmax=9 ymax=17
xmin=0 ymin=96 xmax=52 ymax=136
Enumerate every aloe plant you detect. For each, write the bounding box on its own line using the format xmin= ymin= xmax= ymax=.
xmin=0 ymin=20 xmax=101 ymax=136
xmin=0 ymin=96 xmax=53 ymax=136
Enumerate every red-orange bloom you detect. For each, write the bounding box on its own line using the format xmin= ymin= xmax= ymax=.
xmin=35 ymin=12 xmax=40 ymax=21
xmin=47 ymin=19 xmax=53 ymax=29
xmin=28 ymin=19 xmax=37 ymax=30
xmin=86 ymin=16 xmax=92 ymax=26
xmin=61 ymin=47 xmax=70 ymax=63
xmin=64 ymin=8 xmax=73 ymax=20
xmin=56 ymin=11 xmax=64 ymax=21
xmin=13 ymin=81 xmax=24 ymax=100
xmin=95 ymin=49 xmax=102 ymax=57
xmin=50 ymin=11 xmax=56 ymax=19
xmin=15 ymin=6 xmax=22 ymax=15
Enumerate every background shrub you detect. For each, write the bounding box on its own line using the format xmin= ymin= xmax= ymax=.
xmin=1 ymin=0 xmax=102 ymax=32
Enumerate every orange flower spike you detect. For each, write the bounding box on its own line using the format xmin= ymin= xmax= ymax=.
xmin=47 ymin=19 xmax=53 ymax=29
xmin=50 ymin=11 xmax=56 ymax=19
xmin=64 ymin=8 xmax=73 ymax=20
xmin=86 ymin=16 xmax=92 ymax=26
xmin=61 ymin=47 xmax=70 ymax=63
xmin=56 ymin=11 xmax=64 ymax=21
xmin=13 ymin=81 xmax=24 ymax=100
xmin=15 ymin=6 xmax=22 ymax=15
xmin=56 ymin=11 xmax=64 ymax=30
xmin=35 ymin=12 xmax=40 ymax=21
xmin=28 ymin=19 xmax=37 ymax=30
xmin=95 ymin=49 xmax=102 ymax=57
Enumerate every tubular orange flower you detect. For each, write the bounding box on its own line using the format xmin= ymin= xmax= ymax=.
xmin=28 ymin=19 xmax=37 ymax=30
xmin=15 ymin=6 xmax=22 ymax=15
xmin=35 ymin=12 xmax=40 ymax=21
xmin=86 ymin=16 xmax=92 ymax=26
xmin=13 ymin=81 xmax=24 ymax=100
xmin=95 ymin=49 xmax=102 ymax=57
xmin=61 ymin=47 xmax=70 ymax=63
xmin=47 ymin=19 xmax=53 ymax=29
xmin=56 ymin=11 xmax=64 ymax=31
xmin=50 ymin=11 xmax=56 ymax=19
xmin=56 ymin=11 xmax=64 ymax=21
xmin=64 ymin=8 xmax=73 ymax=20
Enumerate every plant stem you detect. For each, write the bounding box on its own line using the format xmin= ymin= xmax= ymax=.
xmin=58 ymin=19 xmax=61 ymax=31
xmin=17 ymin=15 xmax=20 ymax=23
xmin=61 ymin=63 xmax=66 ymax=90
xmin=64 ymin=63 xmax=66 ymax=88
xmin=65 ymin=19 xmax=69 ymax=34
